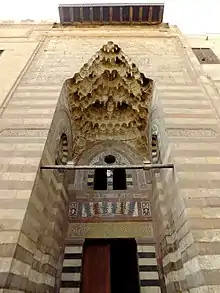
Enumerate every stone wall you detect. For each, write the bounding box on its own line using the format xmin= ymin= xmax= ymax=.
xmin=1 ymin=24 xmax=220 ymax=292
xmin=151 ymin=26 xmax=220 ymax=293
xmin=0 ymin=77 xmax=72 ymax=291
xmin=186 ymin=34 xmax=220 ymax=92
xmin=0 ymin=28 xmax=40 ymax=111
xmin=25 ymin=92 xmax=72 ymax=292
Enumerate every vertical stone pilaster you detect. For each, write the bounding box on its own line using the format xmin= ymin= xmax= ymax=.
xmin=137 ymin=243 xmax=161 ymax=293
xmin=60 ymin=244 xmax=83 ymax=293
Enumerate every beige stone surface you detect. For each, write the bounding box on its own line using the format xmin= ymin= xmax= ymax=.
xmin=60 ymin=289 xmax=80 ymax=293
xmin=137 ymin=245 xmax=156 ymax=253
xmin=64 ymin=246 xmax=82 ymax=254
xmin=0 ymin=23 xmax=220 ymax=293
xmin=0 ymin=42 xmax=40 ymax=111
xmin=0 ymin=27 xmax=31 ymax=37
xmin=67 ymin=222 xmax=153 ymax=239
xmin=186 ymin=35 xmax=220 ymax=85
xmin=140 ymin=287 xmax=161 ymax=293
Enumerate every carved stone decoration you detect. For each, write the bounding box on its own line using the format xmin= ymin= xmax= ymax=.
xmin=67 ymin=222 xmax=153 ymax=239
xmin=65 ymin=41 xmax=153 ymax=159
xmin=166 ymin=128 xmax=218 ymax=138
xmin=68 ymin=201 xmax=151 ymax=219
xmin=55 ymin=133 xmax=69 ymax=165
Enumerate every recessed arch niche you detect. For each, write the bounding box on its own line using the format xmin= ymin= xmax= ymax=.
xmin=64 ymin=41 xmax=154 ymax=162
xmin=69 ymin=141 xmax=151 ymax=192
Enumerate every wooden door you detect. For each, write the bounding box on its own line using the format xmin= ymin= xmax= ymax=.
xmin=81 ymin=242 xmax=111 ymax=293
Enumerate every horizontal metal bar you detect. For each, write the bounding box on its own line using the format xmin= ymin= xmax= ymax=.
xmin=40 ymin=163 xmax=174 ymax=170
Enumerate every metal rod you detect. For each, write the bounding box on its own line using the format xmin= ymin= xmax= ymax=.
xmin=40 ymin=163 xmax=174 ymax=171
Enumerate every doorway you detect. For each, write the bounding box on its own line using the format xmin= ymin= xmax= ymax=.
xmin=81 ymin=238 xmax=139 ymax=293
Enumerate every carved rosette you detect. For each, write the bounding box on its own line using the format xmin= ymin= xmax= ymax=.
xmin=65 ymin=41 xmax=153 ymax=159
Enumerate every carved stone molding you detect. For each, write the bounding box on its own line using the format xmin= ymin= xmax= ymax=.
xmin=67 ymin=222 xmax=153 ymax=239
xmin=55 ymin=133 xmax=68 ymax=165
xmin=65 ymin=41 xmax=153 ymax=159
xmin=0 ymin=128 xmax=49 ymax=137
xmin=166 ymin=128 xmax=218 ymax=138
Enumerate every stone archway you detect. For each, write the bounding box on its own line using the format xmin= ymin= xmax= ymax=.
xmin=70 ymin=141 xmax=151 ymax=192
xmin=58 ymin=41 xmax=165 ymax=293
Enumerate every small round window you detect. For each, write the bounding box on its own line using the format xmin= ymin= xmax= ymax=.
xmin=104 ymin=155 xmax=116 ymax=164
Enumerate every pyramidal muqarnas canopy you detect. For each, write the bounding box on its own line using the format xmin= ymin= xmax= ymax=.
xmin=65 ymin=41 xmax=153 ymax=159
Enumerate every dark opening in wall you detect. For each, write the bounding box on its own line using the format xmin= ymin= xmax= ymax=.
xmin=94 ymin=168 xmax=107 ymax=190
xmin=81 ymin=239 xmax=139 ymax=293
xmin=113 ymin=169 xmax=127 ymax=190
xmin=192 ymin=48 xmax=220 ymax=64
xmin=110 ymin=239 xmax=139 ymax=293
xmin=93 ymin=167 xmax=127 ymax=190
xmin=104 ymin=155 xmax=116 ymax=164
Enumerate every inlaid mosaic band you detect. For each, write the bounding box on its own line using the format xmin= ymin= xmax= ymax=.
xmin=68 ymin=201 xmax=151 ymax=219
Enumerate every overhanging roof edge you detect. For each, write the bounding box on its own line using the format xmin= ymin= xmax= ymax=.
xmin=59 ymin=3 xmax=164 ymax=25
xmin=59 ymin=3 xmax=164 ymax=7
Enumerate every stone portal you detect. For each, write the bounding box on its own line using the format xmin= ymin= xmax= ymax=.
xmin=59 ymin=41 xmax=162 ymax=293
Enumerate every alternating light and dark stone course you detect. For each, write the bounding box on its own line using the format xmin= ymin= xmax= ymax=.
xmin=1 ymin=24 xmax=220 ymax=293
xmin=60 ymin=244 xmax=83 ymax=293
xmin=137 ymin=244 xmax=161 ymax=293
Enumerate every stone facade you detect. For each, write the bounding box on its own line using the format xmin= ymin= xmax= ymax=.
xmin=0 ymin=23 xmax=220 ymax=293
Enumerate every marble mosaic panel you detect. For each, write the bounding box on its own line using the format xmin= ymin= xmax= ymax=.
xmin=141 ymin=202 xmax=151 ymax=216
xmin=68 ymin=202 xmax=78 ymax=217
xmin=68 ymin=201 xmax=151 ymax=219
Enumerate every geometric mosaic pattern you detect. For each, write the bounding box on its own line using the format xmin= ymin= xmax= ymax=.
xmin=68 ymin=201 xmax=151 ymax=218
xmin=141 ymin=201 xmax=151 ymax=216
xmin=68 ymin=203 xmax=79 ymax=217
